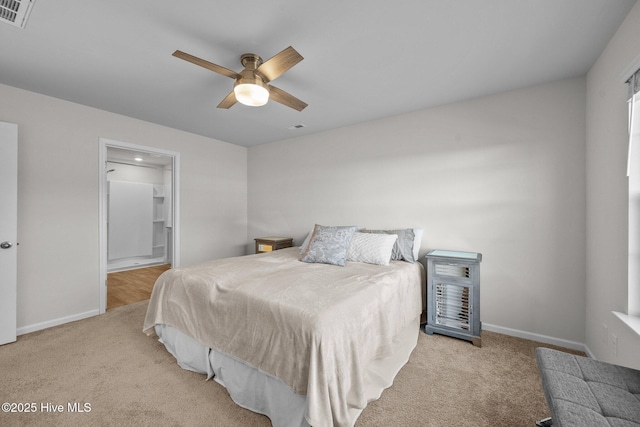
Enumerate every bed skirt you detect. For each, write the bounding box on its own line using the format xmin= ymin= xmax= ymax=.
xmin=153 ymin=315 xmax=420 ymax=427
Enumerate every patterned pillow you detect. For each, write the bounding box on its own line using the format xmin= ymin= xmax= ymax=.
xmin=300 ymin=224 xmax=358 ymax=266
xmin=346 ymin=232 xmax=398 ymax=266
xmin=362 ymin=228 xmax=416 ymax=262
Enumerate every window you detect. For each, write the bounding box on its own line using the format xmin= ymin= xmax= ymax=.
xmin=616 ymin=68 xmax=640 ymax=334
xmin=627 ymin=68 xmax=640 ymax=317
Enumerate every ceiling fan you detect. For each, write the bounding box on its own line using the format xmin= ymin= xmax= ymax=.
xmin=173 ymin=46 xmax=308 ymax=111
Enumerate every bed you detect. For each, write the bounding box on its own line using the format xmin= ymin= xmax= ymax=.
xmin=143 ymin=227 xmax=425 ymax=427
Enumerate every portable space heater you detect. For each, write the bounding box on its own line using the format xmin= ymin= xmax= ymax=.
xmin=424 ymin=250 xmax=482 ymax=346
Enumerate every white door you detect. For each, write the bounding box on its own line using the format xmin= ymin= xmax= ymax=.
xmin=0 ymin=122 xmax=18 ymax=345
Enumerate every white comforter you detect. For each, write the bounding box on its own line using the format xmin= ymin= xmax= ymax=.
xmin=143 ymin=247 xmax=423 ymax=427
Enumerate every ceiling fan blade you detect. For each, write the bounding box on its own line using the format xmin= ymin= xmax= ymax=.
xmin=268 ymin=85 xmax=308 ymax=112
xmin=173 ymin=50 xmax=240 ymax=79
xmin=256 ymin=46 xmax=303 ymax=82
xmin=217 ymin=91 xmax=238 ymax=109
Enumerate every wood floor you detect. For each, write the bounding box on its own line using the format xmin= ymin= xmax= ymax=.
xmin=107 ymin=264 xmax=171 ymax=310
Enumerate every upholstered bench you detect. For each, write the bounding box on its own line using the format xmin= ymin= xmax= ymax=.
xmin=535 ymin=347 xmax=640 ymax=427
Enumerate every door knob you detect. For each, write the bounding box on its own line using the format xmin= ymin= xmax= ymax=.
xmin=0 ymin=241 xmax=13 ymax=249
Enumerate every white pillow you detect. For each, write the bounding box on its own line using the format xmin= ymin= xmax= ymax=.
xmin=299 ymin=227 xmax=315 ymax=253
xmin=346 ymin=232 xmax=398 ymax=266
xmin=412 ymin=228 xmax=424 ymax=260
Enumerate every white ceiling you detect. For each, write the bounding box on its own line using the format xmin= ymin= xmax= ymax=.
xmin=1 ymin=0 xmax=636 ymax=147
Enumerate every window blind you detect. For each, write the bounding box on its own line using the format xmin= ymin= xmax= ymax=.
xmin=628 ymin=68 xmax=640 ymax=99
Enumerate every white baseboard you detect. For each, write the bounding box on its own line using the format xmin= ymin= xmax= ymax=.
xmin=483 ymin=322 xmax=588 ymax=354
xmin=582 ymin=345 xmax=596 ymax=359
xmin=17 ymin=309 xmax=100 ymax=336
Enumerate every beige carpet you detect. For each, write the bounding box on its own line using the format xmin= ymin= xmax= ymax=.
xmin=0 ymin=301 xmax=582 ymax=427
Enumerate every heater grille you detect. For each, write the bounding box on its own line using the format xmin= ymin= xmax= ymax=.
xmin=0 ymin=0 xmax=34 ymax=28
xmin=434 ymin=263 xmax=470 ymax=279
xmin=434 ymin=282 xmax=471 ymax=331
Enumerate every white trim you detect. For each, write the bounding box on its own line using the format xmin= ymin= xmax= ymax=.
xmin=17 ymin=309 xmax=100 ymax=336
xmin=99 ymin=141 xmax=108 ymax=313
xmin=582 ymin=345 xmax=597 ymax=360
xmin=613 ymin=311 xmax=640 ymax=337
xmin=173 ymin=155 xmax=181 ymax=268
xmin=620 ymin=53 xmax=640 ymax=83
xmin=628 ymin=96 xmax=636 ymax=176
xmin=482 ymin=323 xmax=587 ymax=353
xmin=98 ymin=138 xmax=181 ymax=314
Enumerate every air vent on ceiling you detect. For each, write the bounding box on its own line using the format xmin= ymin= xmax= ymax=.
xmin=0 ymin=0 xmax=35 ymax=29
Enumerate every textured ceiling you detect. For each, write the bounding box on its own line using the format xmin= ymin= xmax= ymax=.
xmin=0 ymin=0 xmax=636 ymax=146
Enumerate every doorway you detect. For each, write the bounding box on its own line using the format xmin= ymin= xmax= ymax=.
xmin=99 ymin=139 xmax=180 ymax=314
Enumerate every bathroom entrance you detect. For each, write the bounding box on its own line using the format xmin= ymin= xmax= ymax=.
xmin=99 ymin=139 xmax=180 ymax=313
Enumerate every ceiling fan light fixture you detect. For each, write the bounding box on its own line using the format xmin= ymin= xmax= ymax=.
xmin=173 ymin=47 xmax=306 ymax=110
xmin=233 ymin=73 xmax=269 ymax=107
xmin=234 ymin=83 xmax=269 ymax=106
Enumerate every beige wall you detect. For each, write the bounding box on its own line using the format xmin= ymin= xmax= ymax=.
xmin=586 ymin=1 xmax=640 ymax=368
xmin=248 ymin=77 xmax=587 ymax=346
xmin=0 ymin=83 xmax=247 ymax=332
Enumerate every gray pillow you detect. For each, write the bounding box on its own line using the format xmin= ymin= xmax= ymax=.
xmin=300 ymin=224 xmax=358 ymax=266
xmin=362 ymin=229 xmax=415 ymax=262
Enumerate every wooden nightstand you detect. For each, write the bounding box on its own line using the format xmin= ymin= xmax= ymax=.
xmin=254 ymin=237 xmax=293 ymax=253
